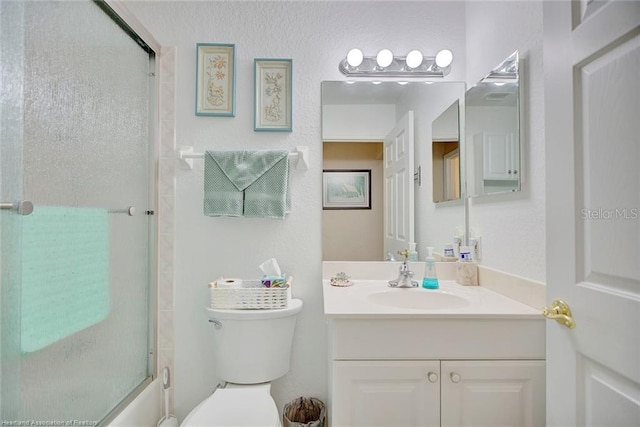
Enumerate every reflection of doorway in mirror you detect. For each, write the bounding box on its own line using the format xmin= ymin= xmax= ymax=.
xmin=443 ymin=148 xmax=460 ymax=201
xmin=322 ymin=142 xmax=384 ymax=261
xmin=432 ymin=141 xmax=460 ymax=203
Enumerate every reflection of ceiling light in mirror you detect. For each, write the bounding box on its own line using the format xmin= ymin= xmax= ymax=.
xmin=435 ymin=49 xmax=453 ymax=68
xmin=376 ymin=49 xmax=393 ymax=68
xmin=397 ymin=81 xmax=409 ymax=85
xmin=405 ymin=50 xmax=423 ymax=68
xmin=346 ymin=48 xmax=364 ymax=67
xmin=372 ymin=81 xmax=382 ymax=85
xmin=493 ymin=82 xmax=506 ymax=86
xmin=346 ymin=81 xmax=355 ymax=84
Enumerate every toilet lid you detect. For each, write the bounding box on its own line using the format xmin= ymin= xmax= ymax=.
xmin=181 ymin=387 xmax=280 ymax=427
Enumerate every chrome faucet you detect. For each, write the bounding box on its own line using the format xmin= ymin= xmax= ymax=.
xmin=388 ymin=249 xmax=419 ymax=288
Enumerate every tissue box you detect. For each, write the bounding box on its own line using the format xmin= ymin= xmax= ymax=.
xmin=456 ymin=262 xmax=478 ymax=286
xmin=261 ymin=275 xmax=286 ymax=288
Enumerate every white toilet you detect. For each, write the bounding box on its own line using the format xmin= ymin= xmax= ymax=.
xmin=181 ymin=299 xmax=303 ymax=427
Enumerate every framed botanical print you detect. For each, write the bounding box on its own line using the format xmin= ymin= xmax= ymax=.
xmin=254 ymin=58 xmax=292 ymax=131
xmin=196 ymin=43 xmax=235 ymax=116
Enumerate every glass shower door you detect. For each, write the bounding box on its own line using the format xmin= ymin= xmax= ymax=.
xmin=1 ymin=0 xmax=155 ymax=423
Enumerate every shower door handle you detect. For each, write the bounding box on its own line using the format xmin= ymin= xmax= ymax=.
xmin=0 ymin=200 xmax=34 ymax=215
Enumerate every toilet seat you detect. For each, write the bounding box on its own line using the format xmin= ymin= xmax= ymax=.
xmin=181 ymin=384 xmax=280 ymax=427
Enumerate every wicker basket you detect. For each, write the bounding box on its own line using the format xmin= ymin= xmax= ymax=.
xmin=209 ymin=280 xmax=289 ymax=310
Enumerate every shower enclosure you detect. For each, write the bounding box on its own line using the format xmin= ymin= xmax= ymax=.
xmin=1 ymin=0 xmax=156 ymax=424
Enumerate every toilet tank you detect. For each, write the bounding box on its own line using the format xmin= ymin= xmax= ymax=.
xmin=205 ymin=299 xmax=303 ymax=384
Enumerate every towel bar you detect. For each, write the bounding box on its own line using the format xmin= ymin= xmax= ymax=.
xmin=0 ymin=201 xmax=34 ymax=215
xmin=177 ymin=146 xmax=309 ymax=171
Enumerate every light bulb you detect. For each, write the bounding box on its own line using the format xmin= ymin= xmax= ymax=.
xmin=435 ymin=49 xmax=453 ymax=68
xmin=376 ymin=49 xmax=393 ymax=68
xmin=405 ymin=50 xmax=423 ymax=69
xmin=346 ymin=48 xmax=364 ymax=67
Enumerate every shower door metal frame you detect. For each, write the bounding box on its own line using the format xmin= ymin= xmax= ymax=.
xmin=88 ymin=1 xmax=161 ymax=424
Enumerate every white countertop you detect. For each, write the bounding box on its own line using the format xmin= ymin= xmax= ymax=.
xmin=323 ymin=279 xmax=542 ymax=319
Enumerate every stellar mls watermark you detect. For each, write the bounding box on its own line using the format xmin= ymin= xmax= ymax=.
xmin=580 ymin=207 xmax=638 ymax=220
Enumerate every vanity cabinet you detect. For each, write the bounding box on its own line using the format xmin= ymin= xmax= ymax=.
xmin=327 ymin=318 xmax=545 ymax=427
xmin=331 ymin=359 xmax=544 ymax=427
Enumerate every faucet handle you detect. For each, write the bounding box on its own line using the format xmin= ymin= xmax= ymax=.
xmin=397 ymin=249 xmax=410 ymax=260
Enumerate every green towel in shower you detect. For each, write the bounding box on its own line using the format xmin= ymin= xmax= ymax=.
xmin=21 ymin=206 xmax=110 ymax=353
xmin=204 ymin=150 xmax=290 ymax=219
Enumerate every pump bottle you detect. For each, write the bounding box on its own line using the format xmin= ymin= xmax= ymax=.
xmin=422 ymin=246 xmax=439 ymax=289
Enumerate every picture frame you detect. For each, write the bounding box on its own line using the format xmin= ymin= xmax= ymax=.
xmin=195 ymin=43 xmax=235 ymax=116
xmin=322 ymin=170 xmax=371 ymax=210
xmin=254 ymin=58 xmax=292 ymax=131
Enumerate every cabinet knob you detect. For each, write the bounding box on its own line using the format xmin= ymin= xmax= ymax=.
xmin=513 ymin=170 xmax=518 ymax=174
xmin=508 ymin=169 xmax=512 ymax=174
xmin=427 ymin=371 xmax=439 ymax=383
xmin=450 ymin=372 xmax=461 ymax=383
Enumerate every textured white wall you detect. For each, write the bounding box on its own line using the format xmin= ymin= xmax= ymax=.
xmin=465 ymin=0 xmax=546 ymax=282
xmin=124 ymin=0 xmax=467 ymax=421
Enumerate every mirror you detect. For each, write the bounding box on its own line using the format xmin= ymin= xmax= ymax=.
xmin=322 ymin=81 xmax=466 ymax=261
xmin=466 ymin=51 xmax=521 ymax=197
xmin=432 ymin=100 xmax=461 ymax=203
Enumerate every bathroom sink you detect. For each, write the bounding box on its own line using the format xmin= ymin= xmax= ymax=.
xmin=366 ymin=289 xmax=469 ymax=310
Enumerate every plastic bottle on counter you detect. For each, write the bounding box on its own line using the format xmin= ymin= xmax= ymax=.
xmin=422 ymin=247 xmax=439 ymax=289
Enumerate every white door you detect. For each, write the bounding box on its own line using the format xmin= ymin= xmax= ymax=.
xmin=384 ymin=111 xmax=415 ymax=258
xmin=332 ymin=360 xmax=440 ymax=427
xmin=543 ymin=1 xmax=640 ymax=426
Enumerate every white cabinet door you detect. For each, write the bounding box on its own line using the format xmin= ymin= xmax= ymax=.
xmin=332 ymin=360 xmax=440 ymax=427
xmin=440 ymin=360 xmax=545 ymax=427
xmin=482 ymin=132 xmax=517 ymax=180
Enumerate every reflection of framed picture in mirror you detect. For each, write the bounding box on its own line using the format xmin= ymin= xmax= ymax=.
xmin=322 ymin=170 xmax=371 ymax=210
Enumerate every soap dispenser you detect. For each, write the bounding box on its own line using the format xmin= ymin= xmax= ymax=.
xmin=422 ymin=247 xmax=439 ymax=289
xmin=408 ymin=242 xmax=418 ymax=261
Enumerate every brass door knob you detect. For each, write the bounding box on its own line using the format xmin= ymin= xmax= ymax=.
xmin=542 ymin=299 xmax=576 ymax=329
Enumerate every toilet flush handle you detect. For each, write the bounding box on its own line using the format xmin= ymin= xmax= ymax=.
xmin=208 ymin=319 xmax=222 ymax=329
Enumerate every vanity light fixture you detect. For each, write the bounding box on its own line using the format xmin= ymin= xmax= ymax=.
xmin=405 ymin=50 xmax=423 ymax=69
xmin=339 ymin=48 xmax=453 ymax=78
xmin=346 ymin=48 xmax=364 ymax=67
xmin=376 ymin=49 xmax=394 ymax=68
xmin=435 ymin=49 xmax=453 ymax=68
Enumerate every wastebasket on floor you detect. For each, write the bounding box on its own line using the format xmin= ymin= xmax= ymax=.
xmin=283 ymin=397 xmax=326 ymax=427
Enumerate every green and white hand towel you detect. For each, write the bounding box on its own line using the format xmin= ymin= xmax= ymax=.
xmin=204 ymin=150 xmax=290 ymax=219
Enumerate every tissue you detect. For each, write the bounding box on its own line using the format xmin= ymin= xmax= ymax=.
xmin=259 ymin=258 xmax=286 ymax=288
xmin=259 ymin=258 xmax=281 ymax=276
